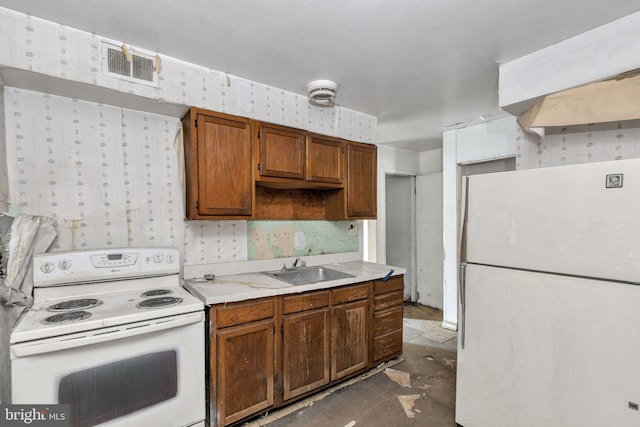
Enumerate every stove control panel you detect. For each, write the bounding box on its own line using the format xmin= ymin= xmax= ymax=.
xmin=91 ymin=253 xmax=138 ymax=268
xmin=33 ymin=247 xmax=180 ymax=287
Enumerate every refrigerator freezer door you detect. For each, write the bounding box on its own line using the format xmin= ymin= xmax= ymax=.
xmin=456 ymin=264 xmax=640 ymax=427
xmin=466 ymin=157 xmax=640 ymax=283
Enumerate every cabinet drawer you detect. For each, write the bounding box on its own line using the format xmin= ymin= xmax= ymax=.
xmin=373 ymin=305 xmax=403 ymax=337
xmin=283 ymin=291 xmax=330 ymax=315
xmin=373 ymin=290 xmax=403 ymax=311
xmin=373 ymin=275 xmax=403 ymax=295
xmin=332 ymin=283 xmax=369 ymax=304
xmin=372 ymin=329 xmax=403 ymax=363
xmin=215 ymin=298 xmax=274 ymax=328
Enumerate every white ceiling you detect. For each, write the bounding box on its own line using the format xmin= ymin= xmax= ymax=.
xmin=1 ymin=1 xmax=639 ymax=152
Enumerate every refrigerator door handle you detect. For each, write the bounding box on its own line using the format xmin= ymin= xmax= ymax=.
xmin=459 ymin=262 xmax=467 ymax=349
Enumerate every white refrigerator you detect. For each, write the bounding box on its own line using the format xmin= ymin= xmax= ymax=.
xmin=455 ymin=158 xmax=640 ymax=427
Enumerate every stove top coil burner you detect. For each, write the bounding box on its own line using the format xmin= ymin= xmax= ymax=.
xmin=42 ymin=310 xmax=92 ymax=324
xmin=136 ymin=296 xmax=183 ymax=309
xmin=47 ymin=298 xmax=103 ymax=312
xmin=140 ymin=289 xmax=174 ymax=298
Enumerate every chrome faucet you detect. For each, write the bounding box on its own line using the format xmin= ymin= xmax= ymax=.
xmin=282 ymin=257 xmax=304 ymax=271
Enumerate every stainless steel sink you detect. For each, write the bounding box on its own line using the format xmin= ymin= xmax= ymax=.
xmin=262 ymin=266 xmax=355 ymax=286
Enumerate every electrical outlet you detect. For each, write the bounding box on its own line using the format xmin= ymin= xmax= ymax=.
xmin=348 ymin=221 xmax=358 ymax=235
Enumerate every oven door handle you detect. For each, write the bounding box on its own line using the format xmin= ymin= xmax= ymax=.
xmin=11 ymin=311 xmax=204 ymax=358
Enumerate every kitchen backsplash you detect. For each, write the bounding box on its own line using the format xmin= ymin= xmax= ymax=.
xmin=515 ymin=119 xmax=640 ymax=169
xmin=248 ymin=221 xmax=358 ymax=260
xmin=3 ymin=88 xmax=358 ymax=265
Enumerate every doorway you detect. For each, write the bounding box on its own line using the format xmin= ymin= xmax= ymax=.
xmin=385 ymin=175 xmax=416 ymax=301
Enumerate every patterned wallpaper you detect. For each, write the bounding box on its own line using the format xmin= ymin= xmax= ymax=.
xmin=4 ymin=88 xmax=184 ymax=251
xmin=0 ymin=7 xmax=371 ymax=266
xmin=3 ymin=88 xmax=358 ymax=265
xmin=516 ymin=119 xmax=640 ymax=169
xmin=0 ymin=7 xmax=376 ymax=143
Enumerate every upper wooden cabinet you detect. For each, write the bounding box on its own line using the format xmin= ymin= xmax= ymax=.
xmin=182 ymin=108 xmax=253 ymax=219
xmin=182 ymin=108 xmax=376 ymax=220
xmin=256 ymin=123 xmax=306 ymax=180
xmin=346 ymin=142 xmax=377 ymax=218
xmin=325 ymin=141 xmax=377 ymax=220
xmin=254 ymin=123 xmax=344 ymax=189
xmin=306 ymin=135 xmax=344 ymax=185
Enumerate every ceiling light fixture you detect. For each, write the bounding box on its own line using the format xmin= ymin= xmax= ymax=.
xmin=307 ymin=79 xmax=338 ymax=107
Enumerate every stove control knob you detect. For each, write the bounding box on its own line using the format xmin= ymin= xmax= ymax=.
xmin=40 ymin=262 xmax=55 ymax=273
xmin=166 ymin=254 xmax=175 ymax=264
xmin=153 ymin=253 xmax=164 ymax=263
xmin=58 ymin=259 xmax=71 ymax=270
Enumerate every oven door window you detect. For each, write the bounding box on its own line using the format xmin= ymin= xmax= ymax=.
xmin=58 ymin=351 xmax=178 ymax=427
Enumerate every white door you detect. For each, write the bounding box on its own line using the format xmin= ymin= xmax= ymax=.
xmin=456 ymin=264 xmax=640 ymax=427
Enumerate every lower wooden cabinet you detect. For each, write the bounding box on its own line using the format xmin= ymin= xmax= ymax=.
xmin=209 ymin=298 xmax=276 ymax=426
xmin=281 ymin=290 xmax=331 ymax=402
xmin=208 ymin=277 xmax=404 ymax=426
xmin=371 ymin=276 xmax=404 ymax=365
xmin=217 ymin=320 xmax=275 ymax=425
xmin=282 ymin=308 xmax=330 ymax=401
xmin=331 ymin=289 xmax=369 ymax=381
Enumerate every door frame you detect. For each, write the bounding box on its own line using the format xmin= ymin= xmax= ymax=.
xmin=381 ymin=173 xmax=417 ymax=302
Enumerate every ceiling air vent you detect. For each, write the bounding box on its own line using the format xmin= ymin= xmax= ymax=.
xmin=101 ymin=41 xmax=158 ymax=87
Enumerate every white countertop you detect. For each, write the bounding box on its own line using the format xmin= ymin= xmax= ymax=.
xmin=183 ymin=261 xmax=405 ymax=305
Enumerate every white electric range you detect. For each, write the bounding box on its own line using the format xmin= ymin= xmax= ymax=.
xmin=10 ymin=247 xmax=206 ymax=427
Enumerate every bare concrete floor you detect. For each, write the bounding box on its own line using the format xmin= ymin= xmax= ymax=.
xmin=248 ymin=303 xmax=458 ymax=427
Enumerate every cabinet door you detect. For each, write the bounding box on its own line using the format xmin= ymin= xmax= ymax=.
xmin=282 ymin=309 xmax=330 ymax=401
xmin=346 ymin=142 xmax=377 ymax=218
xmin=258 ymin=124 xmax=305 ymax=179
xmin=217 ymin=320 xmax=274 ymax=426
xmin=306 ymin=135 xmax=343 ymax=184
xmin=196 ymin=113 xmax=252 ymax=216
xmin=331 ymin=299 xmax=368 ymax=380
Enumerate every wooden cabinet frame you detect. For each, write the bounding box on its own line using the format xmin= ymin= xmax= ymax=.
xmin=208 ymin=278 xmax=403 ymax=426
xmin=182 ymin=107 xmax=376 ymax=220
